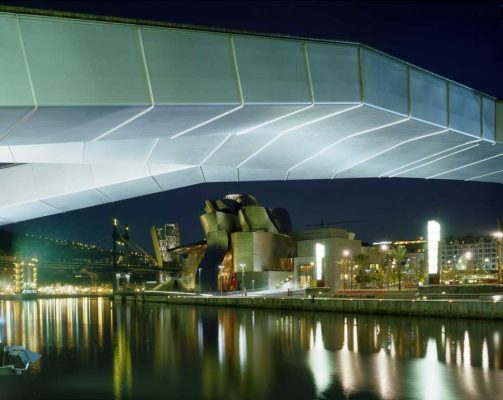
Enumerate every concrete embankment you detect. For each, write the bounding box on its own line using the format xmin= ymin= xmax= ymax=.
xmin=115 ymin=292 xmax=503 ymax=320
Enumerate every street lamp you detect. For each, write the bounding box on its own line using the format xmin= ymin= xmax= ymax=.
xmin=493 ymin=231 xmax=503 ymax=284
xmin=198 ymin=268 xmax=202 ymax=295
xmin=379 ymin=244 xmax=390 ymax=289
xmin=342 ymin=250 xmax=351 ymax=289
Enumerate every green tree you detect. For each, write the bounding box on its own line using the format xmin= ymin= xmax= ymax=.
xmin=403 ymin=257 xmax=425 ymax=287
xmin=391 ymin=246 xmax=407 ymax=290
xmin=371 ymin=269 xmax=386 ymax=288
xmin=353 ymin=253 xmax=370 ymax=289
xmin=355 ymin=267 xmax=372 ymax=288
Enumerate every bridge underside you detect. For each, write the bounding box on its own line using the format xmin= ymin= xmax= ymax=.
xmin=0 ymin=10 xmax=501 ymax=224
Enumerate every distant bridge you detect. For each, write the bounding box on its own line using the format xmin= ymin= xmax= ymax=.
xmin=37 ymin=261 xmax=159 ymax=273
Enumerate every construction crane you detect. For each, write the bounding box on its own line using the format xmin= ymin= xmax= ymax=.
xmin=306 ymin=219 xmax=366 ymax=228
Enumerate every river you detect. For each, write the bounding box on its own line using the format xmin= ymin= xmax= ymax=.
xmin=0 ymin=298 xmax=502 ymax=399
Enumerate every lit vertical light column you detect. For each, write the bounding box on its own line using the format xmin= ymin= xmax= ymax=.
xmin=428 ymin=220 xmax=441 ymax=275
xmin=315 ymin=243 xmax=325 ymax=281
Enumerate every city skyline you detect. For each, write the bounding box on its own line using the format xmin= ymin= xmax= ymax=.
xmin=3 ymin=178 xmax=503 ymax=253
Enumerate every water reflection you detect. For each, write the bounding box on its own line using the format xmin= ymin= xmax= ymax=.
xmin=0 ymin=298 xmax=112 ymax=357
xmin=0 ymin=299 xmax=503 ymax=399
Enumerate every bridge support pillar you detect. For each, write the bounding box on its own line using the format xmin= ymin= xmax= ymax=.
xmin=114 ymin=272 xmax=130 ymax=292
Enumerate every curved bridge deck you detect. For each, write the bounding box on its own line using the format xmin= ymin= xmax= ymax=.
xmin=0 ymin=8 xmax=501 ymax=224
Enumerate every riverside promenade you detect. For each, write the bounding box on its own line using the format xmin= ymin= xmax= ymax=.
xmin=115 ymin=290 xmax=503 ymax=320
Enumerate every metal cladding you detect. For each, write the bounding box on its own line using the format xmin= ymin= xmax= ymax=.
xmin=197 ymin=194 xmax=295 ymax=292
xmin=0 ymin=10 xmax=502 ymax=224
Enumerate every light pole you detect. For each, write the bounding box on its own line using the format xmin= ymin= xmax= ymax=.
xmin=380 ymin=244 xmax=389 ymax=289
xmin=493 ymin=231 xmax=503 ymax=285
xmin=252 ymin=279 xmax=255 ymax=293
xmin=198 ymin=268 xmax=202 ymax=295
xmin=239 ymin=263 xmax=246 ymax=295
xmin=343 ymin=249 xmax=350 ymax=289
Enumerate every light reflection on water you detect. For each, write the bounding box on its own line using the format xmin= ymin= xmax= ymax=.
xmin=0 ymin=298 xmax=502 ymax=399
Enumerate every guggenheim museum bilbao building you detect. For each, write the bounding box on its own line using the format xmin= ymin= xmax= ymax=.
xmin=0 ymin=7 xmax=501 ymax=226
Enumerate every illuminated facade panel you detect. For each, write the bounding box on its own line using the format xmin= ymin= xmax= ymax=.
xmin=315 ymin=243 xmax=325 ymax=281
xmin=427 ymin=220 xmax=441 ymax=275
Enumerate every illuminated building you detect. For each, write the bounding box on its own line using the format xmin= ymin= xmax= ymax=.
xmin=393 ymin=238 xmax=427 ymax=253
xmin=439 ymin=236 xmax=499 ymax=271
xmin=360 ymin=239 xmax=429 ymax=288
xmin=292 ymin=228 xmax=361 ymax=290
xmin=150 ymin=224 xmax=180 ymax=267
xmin=14 ymin=260 xmax=38 ymax=294
xmin=0 ymin=255 xmax=38 ymax=294
xmin=159 ymin=194 xmax=296 ymax=292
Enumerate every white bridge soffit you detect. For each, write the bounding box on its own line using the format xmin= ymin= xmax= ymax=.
xmin=0 ymin=10 xmax=502 ymax=224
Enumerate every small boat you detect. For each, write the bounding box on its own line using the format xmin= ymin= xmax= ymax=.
xmin=0 ymin=345 xmax=41 ymax=375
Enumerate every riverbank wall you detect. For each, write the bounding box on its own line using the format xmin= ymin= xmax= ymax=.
xmin=115 ymin=292 xmax=503 ymax=320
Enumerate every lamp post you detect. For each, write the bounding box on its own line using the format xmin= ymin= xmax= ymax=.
xmin=493 ymin=231 xmax=503 ymax=285
xmin=343 ymin=249 xmax=350 ymax=289
xmin=380 ymin=244 xmax=389 ymax=289
xmin=198 ymin=268 xmax=202 ymax=295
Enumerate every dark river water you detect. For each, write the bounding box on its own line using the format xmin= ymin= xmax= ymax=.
xmin=0 ymin=298 xmax=502 ymax=400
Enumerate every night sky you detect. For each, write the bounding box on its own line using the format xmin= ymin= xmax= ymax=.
xmin=2 ymin=1 xmax=503 ymax=252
